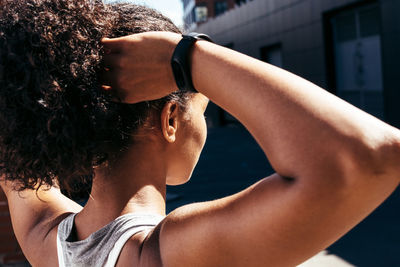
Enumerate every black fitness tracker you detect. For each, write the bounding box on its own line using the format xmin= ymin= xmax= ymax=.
xmin=171 ymin=32 xmax=213 ymax=93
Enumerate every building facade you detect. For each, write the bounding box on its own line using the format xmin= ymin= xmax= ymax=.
xmin=0 ymin=189 xmax=29 ymax=266
xmin=183 ymin=0 xmax=253 ymax=31
xmin=194 ymin=0 xmax=400 ymax=128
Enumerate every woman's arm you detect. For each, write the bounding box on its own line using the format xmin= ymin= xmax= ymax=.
xmin=191 ymin=40 xmax=400 ymax=182
xmin=0 ymin=180 xmax=82 ymax=266
xmin=103 ymin=32 xmax=400 ymax=266
xmin=103 ymin=32 xmax=400 ymax=184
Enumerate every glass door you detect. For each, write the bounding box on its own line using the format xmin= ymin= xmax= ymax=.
xmin=331 ymin=4 xmax=384 ymax=119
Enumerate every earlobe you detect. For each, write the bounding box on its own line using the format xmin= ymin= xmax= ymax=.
xmin=161 ymin=102 xmax=179 ymax=143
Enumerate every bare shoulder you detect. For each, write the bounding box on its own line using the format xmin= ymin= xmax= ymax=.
xmin=155 ymin=178 xmax=274 ymax=267
xmin=138 ymin=223 xmax=165 ymax=267
xmin=115 ymin=230 xmax=150 ymax=267
xmin=142 ymin=171 xmax=398 ymax=267
xmin=2 ymin=184 xmax=82 ymax=267
xmin=33 ymin=212 xmax=77 ymax=267
xmin=142 ymin=177 xmax=280 ymax=267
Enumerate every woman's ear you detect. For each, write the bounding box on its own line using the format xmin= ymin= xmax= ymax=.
xmin=161 ymin=102 xmax=179 ymax=143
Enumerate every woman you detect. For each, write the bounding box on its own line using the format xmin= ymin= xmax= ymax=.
xmin=1 ymin=0 xmax=399 ymax=266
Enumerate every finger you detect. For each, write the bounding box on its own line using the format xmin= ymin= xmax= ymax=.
xmin=98 ymin=69 xmax=132 ymax=103
xmin=102 ymin=54 xmax=123 ymax=70
xmin=101 ymin=37 xmax=123 ymax=54
xmin=99 ymin=83 xmax=124 ymax=103
xmin=98 ymin=68 xmax=119 ymax=89
xmin=101 ymin=55 xmax=121 ymax=70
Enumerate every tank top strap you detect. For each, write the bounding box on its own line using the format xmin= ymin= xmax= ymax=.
xmin=56 ymin=213 xmax=164 ymax=267
xmin=104 ymin=225 xmax=154 ymax=267
xmin=57 ymin=227 xmax=66 ymax=267
xmin=57 ymin=213 xmax=76 ymax=267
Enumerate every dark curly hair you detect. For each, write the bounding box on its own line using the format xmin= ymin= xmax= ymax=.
xmin=0 ymin=0 xmax=190 ymax=194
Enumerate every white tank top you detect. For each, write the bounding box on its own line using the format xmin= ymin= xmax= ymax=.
xmin=57 ymin=213 xmax=164 ymax=267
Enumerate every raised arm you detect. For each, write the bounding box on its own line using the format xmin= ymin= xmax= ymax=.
xmin=103 ymin=32 xmax=400 ymax=182
xmin=103 ymin=32 xmax=400 ymax=266
xmin=0 ymin=180 xmax=82 ymax=266
xmin=193 ymin=40 xmax=400 ymax=180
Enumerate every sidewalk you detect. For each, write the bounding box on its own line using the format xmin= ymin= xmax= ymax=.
xmin=166 ymin=126 xmax=400 ymax=267
xmin=298 ymin=251 xmax=355 ymax=267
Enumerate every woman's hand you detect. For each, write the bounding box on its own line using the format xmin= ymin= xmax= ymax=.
xmin=101 ymin=31 xmax=182 ymax=103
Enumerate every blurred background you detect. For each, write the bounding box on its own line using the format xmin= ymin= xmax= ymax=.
xmin=1 ymin=0 xmax=399 ymax=266
xmin=171 ymin=0 xmax=400 ymax=266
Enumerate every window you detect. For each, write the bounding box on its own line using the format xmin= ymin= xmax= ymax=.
xmin=235 ymin=0 xmax=247 ymax=6
xmin=330 ymin=4 xmax=383 ymax=119
xmin=215 ymin=1 xmax=228 ymax=16
xmin=260 ymin=44 xmax=283 ymax=68
xmin=195 ymin=5 xmax=208 ymax=22
xmin=359 ymin=6 xmax=380 ymax=37
xmin=335 ymin=12 xmax=357 ymax=42
xmin=184 ymin=9 xmax=195 ymax=27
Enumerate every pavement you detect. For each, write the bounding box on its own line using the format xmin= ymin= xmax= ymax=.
xmin=166 ymin=126 xmax=400 ymax=267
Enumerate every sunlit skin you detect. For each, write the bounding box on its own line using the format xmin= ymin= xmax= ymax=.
xmin=163 ymin=94 xmax=209 ymax=186
xmin=75 ymin=93 xmax=209 ymax=240
xmin=0 ymin=93 xmax=210 ymax=266
xmin=1 ymin=32 xmax=400 ymax=267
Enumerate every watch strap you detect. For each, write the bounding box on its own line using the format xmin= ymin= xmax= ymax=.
xmin=171 ymin=32 xmax=213 ymax=93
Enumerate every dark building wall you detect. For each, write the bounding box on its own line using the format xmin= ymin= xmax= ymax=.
xmin=380 ymin=0 xmax=400 ymax=127
xmin=196 ymin=0 xmax=331 ymax=87
xmin=195 ymin=0 xmax=400 ymax=127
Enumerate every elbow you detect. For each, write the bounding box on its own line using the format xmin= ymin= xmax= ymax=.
xmin=295 ymin=125 xmax=400 ymax=195
xmin=375 ymin=132 xmax=400 ymax=185
xmin=343 ymin=130 xmax=400 ymax=187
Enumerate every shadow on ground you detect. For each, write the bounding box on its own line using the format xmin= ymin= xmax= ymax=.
xmin=166 ymin=126 xmax=400 ymax=267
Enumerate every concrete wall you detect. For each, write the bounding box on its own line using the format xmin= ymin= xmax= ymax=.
xmin=195 ymin=0 xmax=400 ymax=127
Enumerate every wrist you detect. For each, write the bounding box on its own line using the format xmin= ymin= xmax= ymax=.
xmin=170 ymin=33 xmax=213 ymax=93
xmin=190 ymin=40 xmax=217 ymax=95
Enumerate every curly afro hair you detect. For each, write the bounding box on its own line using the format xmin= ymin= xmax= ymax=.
xmin=0 ymin=0 xmax=190 ymax=194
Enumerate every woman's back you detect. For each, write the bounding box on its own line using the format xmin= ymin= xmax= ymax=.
xmin=57 ymin=213 xmax=164 ymax=266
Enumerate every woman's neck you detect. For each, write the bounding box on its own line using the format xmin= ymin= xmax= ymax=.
xmin=75 ymin=140 xmax=167 ymax=239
